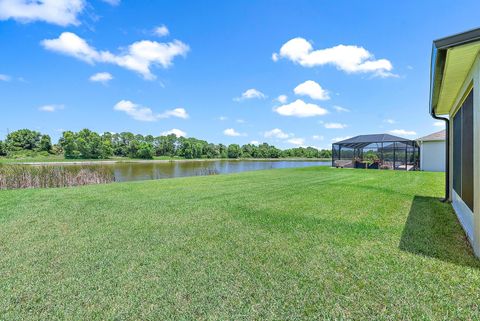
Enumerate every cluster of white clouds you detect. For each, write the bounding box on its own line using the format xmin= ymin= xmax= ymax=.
xmin=39 ymin=104 xmax=64 ymax=112
xmin=0 ymin=0 xmax=119 ymax=26
xmin=389 ymin=129 xmax=417 ymax=136
xmin=274 ymin=99 xmax=328 ymax=118
xmin=262 ymin=128 xmax=306 ymax=146
xmin=286 ymin=138 xmax=304 ymax=146
xmin=324 ymin=122 xmax=347 ymax=129
xmin=273 ymin=80 xmax=333 ymax=118
xmin=223 ymin=128 xmax=246 ymax=137
xmin=273 ymin=37 xmax=396 ymax=78
xmin=433 ymin=121 xmax=444 ymax=127
xmin=113 ymin=100 xmax=188 ymax=122
xmin=89 ymin=72 xmax=113 ymax=84
xmin=234 ymin=88 xmax=266 ymax=101
xmin=264 ymin=128 xmax=290 ymax=139
xmin=333 ymin=105 xmax=349 ymax=112
xmin=275 ymin=95 xmax=288 ymax=104
xmin=8 ymin=5 xmax=412 ymax=149
xmin=41 ymin=32 xmax=189 ymax=80
xmin=161 ymin=128 xmax=186 ymax=137
xmin=154 ymin=25 xmax=169 ymax=37
xmin=293 ymin=80 xmax=329 ymax=100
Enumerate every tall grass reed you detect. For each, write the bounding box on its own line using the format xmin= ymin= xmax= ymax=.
xmin=0 ymin=165 xmax=115 ymax=190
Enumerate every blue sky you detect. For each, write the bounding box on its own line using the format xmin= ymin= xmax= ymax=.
xmin=1 ymin=0 xmax=480 ymax=149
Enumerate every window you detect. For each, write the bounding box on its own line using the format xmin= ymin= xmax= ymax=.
xmin=452 ymin=90 xmax=474 ymax=211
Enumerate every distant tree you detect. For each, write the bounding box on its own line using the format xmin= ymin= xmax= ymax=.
xmin=5 ymin=129 xmax=41 ymax=151
xmin=218 ymin=144 xmax=228 ymax=158
xmin=0 ymin=140 xmax=7 ymax=156
xmin=58 ymin=129 xmax=112 ymax=159
xmin=59 ymin=131 xmax=78 ymax=159
xmin=319 ymin=149 xmax=332 ymax=158
xmin=241 ymin=144 xmax=256 ymax=158
xmin=127 ymin=139 xmax=140 ymax=158
xmin=227 ymin=144 xmax=242 ymax=158
xmin=145 ymin=135 xmax=154 ymax=143
xmin=204 ymin=143 xmax=220 ymax=158
xmin=135 ymin=142 xmax=155 ymax=159
xmin=38 ymin=134 xmax=52 ymax=152
xmin=51 ymin=144 xmax=63 ymax=155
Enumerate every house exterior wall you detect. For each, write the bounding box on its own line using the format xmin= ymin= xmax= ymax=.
xmin=448 ymin=54 xmax=480 ymax=256
xmin=419 ymin=141 xmax=445 ymax=172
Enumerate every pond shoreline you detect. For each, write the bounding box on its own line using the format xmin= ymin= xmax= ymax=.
xmin=12 ymin=158 xmax=332 ymax=166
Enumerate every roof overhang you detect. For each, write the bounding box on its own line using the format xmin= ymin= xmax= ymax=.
xmin=430 ymin=28 xmax=480 ymax=116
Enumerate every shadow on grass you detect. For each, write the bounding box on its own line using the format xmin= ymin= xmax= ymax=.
xmin=400 ymin=196 xmax=480 ymax=268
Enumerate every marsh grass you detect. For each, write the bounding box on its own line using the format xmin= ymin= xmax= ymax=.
xmin=0 ymin=165 xmax=115 ymax=189
xmin=195 ymin=166 xmax=219 ymax=176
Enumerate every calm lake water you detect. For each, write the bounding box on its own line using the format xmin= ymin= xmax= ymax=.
xmin=53 ymin=160 xmax=330 ymax=183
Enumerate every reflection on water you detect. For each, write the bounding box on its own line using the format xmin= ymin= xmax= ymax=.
xmin=51 ymin=160 xmax=331 ymax=183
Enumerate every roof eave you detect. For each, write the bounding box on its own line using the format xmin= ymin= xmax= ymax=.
xmin=430 ymin=28 xmax=480 ymax=116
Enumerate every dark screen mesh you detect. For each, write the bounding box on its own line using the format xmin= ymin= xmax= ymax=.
xmin=462 ymin=91 xmax=474 ymax=211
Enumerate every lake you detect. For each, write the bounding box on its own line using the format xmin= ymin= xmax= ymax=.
xmin=53 ymin=159 xmax=331 ymax=183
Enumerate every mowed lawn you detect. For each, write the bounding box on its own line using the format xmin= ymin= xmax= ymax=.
xmin=1 ymin=167 xmax=480 ymax=320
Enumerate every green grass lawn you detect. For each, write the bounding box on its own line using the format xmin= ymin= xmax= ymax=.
xmin=1 ymin=167 xmax=479 ymax=319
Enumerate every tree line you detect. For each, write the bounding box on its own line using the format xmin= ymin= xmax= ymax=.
xmin=0 ymin=129 xmax=332 ymax=160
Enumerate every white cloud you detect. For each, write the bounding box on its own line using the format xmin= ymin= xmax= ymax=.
xmin=332 ymin=136 xmax=352 ymax=142
xmin=276 ymin=94 xmax=288 ymax=103
xmin=264 ymin=128 xmax=289 ymax=139
xmin=312 ymin=135 xmax=324 ymax=140
xmin=218 ymin=116 xmax=228 ymax=121
xmin=113 ymin=100 xmax=188 ymax=122
xmin=102 ymin=0 xmax=120 ymax=6
xmin=250 ymin=140 xmax=260 ymax=145
xmin=0 ymin=74 xmax=11 ymax=81
xmin=389 ymin=129 xmax=417 ymax=136
xmin=433 ymin=121 xmax=445 ymax=127
xmin=287 ymin=138 xmax=305 ymax=146
xmin=89 ymin=72 xmax=113 ymax=84
xmin=158 ymin=108 xmax=189 ymax=119
xmin=114 ymin=100 xmax=157 ymax=121
xmin=273 ymin=37 xmax=396 ymax=77
xmin=384 ymin=118 xmax=396 ymax=124
xmin=42 ymin=32 xmax=189 ymax=80
xmin=293 ymin=80 xmax=329 ymax=100
xmin=274 ymin=99 xmax=328 ymax=117
xmin=333 ymin=105 xmax=350 ymax=112
xmin=223 ymin=128 xmax=245 ymax=137
xmin=161 ymin=128 xmax=186 ymax=137
xmin=234 ymin=88 xmax=266 ymax=101
xmin=0 ymin=0 xmax=85 ymax=26
xmin=39 ymin=104 xmax=64 ymax=112
xmin=236 ymin=119 xmax=245 ymax=123
xmin=154 ymin=25 xmax=169 ymax=37
xmin=325 ymin=122 xmax=347 ymax=129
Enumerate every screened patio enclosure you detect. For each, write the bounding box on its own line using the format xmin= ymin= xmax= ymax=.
xmin=332 ymin=134 xmax=420 ymax=170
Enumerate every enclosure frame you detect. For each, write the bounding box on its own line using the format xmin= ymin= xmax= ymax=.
xmin=331 ymin=134 xmax=420 ymax=171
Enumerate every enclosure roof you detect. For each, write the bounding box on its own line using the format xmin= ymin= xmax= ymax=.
xmin=333 ymin=134 xmax=412 ymax=145
xmin=417 ymin=130 xmax=446 ymax=142
xmin=430 ymin=28 xmax=480 ymax=115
